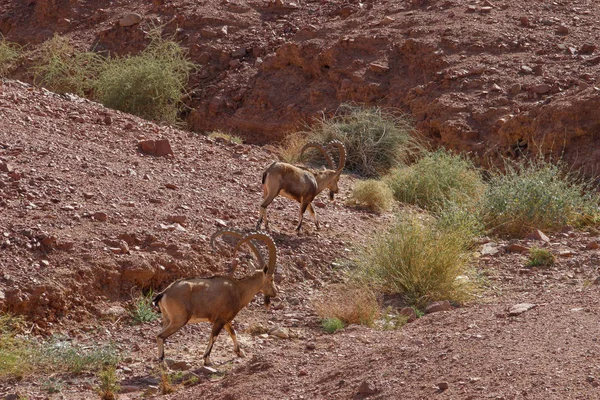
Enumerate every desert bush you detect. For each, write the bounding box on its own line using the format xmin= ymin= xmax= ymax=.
xmin=0 ymin=314 xmax=34 ymax=379
xmin=348 ymin=179 xmax=395 ymax=213
xmin=386 ymin=149 xmax=485 ymax=212
xmin=130 ymin=291 xmax=159 ymax=324
xmin=32 ymin=34 xmax=104 ymax=96
xmin=307 ymin=104 xmax=422 ymax=177
xmin=313 ymin=284 xmax=379 ymax=327
xmin=481 ymin=156 xmax=600 ymax=237
xmin=321 ymin=318 xmax=345 ymax=334
xmin=352 ymin=215 xmax=474 ymax=308
xmin=0 ymin=35 xmax=22 ymax=78
xmin=94 ymin=34 xmax=194 ymax=124
xmin=97 ymin=366 xmax=120 ymax=400
xmin=42 ymin=338 xmax=120 ymax=374
xmin=526 ymin=247 xmax=555 ymax=268
xmin=277 ymin=131 xmax=309 ymax=163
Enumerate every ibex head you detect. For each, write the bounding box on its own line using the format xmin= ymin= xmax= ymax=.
xmin=301 ymin=140 xmax=346 ymax=201
xmin=233 ymin=232 xmax=278 ymax=307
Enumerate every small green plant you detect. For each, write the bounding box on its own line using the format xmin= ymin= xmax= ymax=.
xmin=412 ymin=306 xmax=425 ymax=318
xmin=42 ymin=338 xmax=120 ymax=374
xmin=97 ymin=366 xmax=120 ymax=400
xmin=42 ymin=377 xmax=64 ymax=394
xmin=526 ymin=247 xmax=555 ymax=268
xmin=321 ymin=318 xmax=345 ymax=334
xmin=348 ymin=179 xmax=395 ymax=213
xmin=95 ymin=32 xmax=195 ymax=124
xmin=0 ymin=313 xmax=35 ymax=379
xmin=130 ymin=291 xmax=159 ymax=324
xmin=313 ymin=284 xmax=379 ymax=327
xmin=32 ymin=34 xmax=104 ymax=95
xmin=386 ymin=149 xmax=485 ymax=212
xmin=352 ymin=215 xmax=474 ymax=309
xmin=208 ymin=131 xmax=244 ymax=144
xmin=306 ymin=104 xmax=422 ymax=177
xmin=482 ymin=155 xmax=600 ymax=237
xmin=0 ymin=35 xmax=22 ymax=78
xmin=159 ymin=371 xmax=176 ymax=394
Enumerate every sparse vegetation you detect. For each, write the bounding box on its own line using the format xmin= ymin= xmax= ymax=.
xmin=277 ymin=131 xmax=309 ymax=163
xmin=526 ymin=247 xmax=555 ymax=267
xmin=97 ymin=366 xmax=120 ymax=400
xmin=159 ymin=371 xmax=176 ymax=394
xmin=32 ymin=34 xmax=104 ymax=96
xmin=208 ymin=130 xmax=244 ymax=144
xmin=0 ymin=313 xmax=121 ymax=380
xmin=377 ymin=307 xmax=409 ymax=331
xmin=313 ymin=284 xmax=379 ymax=327
xmin=321 ymin=318 xmax=345 ymax=334
xmin=306 ymin=104 xmax=422 ymax=177
xmin=348 ymin=179 xmax=394 ymax=213
xmin=0 ymin=35 xmax=22 ymax=77
xmin=353 ymin=215 xmax=474 ymax=309
xmin=482 ymin=156 xmax=600 ymax=237
xmin=94 ymin=32 xmax=195 ymax=124
xmin=130 ymin=291 xmax=159 ymax=324
xmin=386 ymin=149 xmax=485 ymax=212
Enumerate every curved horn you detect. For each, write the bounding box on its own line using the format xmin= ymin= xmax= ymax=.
xmin=327 ymin=140 xmax=346 ymax=175
xmin=300 ymin=142 xmax=334 ymax=169
xmin=233 ymin=232 xmax=277 ymax=275
xmin=210 ymin=228 xmax=265 ymax=268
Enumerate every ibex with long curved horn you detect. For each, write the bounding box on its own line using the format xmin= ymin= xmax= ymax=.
xmin=256 ymin=140 xmax=346 ymax=233
xmin=153 ymin=232 xmax=277 ymax=367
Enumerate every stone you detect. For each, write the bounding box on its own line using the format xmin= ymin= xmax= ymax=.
xmin=269 ymin=326 xmax=290 ymax=339
xmin=530 ymin=84 xmax=551 ymax=94
xmin=399 ymin=306 xmax=417 ymax=322
xmin=437 ymin=382 xmax=449 ymax=391
xmin=119 ymin=13 xmax=142 ymax=27
xmin=525 ymin=229 xmax=550 ymax=242
xmin=481 ymin=242 xmax=500 ymax=256
xmin=357 ymin=381 xmax=378 ymax=395
xmin=93 ymin=211 xmax=108 ymax=222
xmin=508 ymin=303 xmax=536 ymax=316
xmin=170 ymin=361 xmax=192 ymax=371
xmin=138 ymin=139 xmax=174 ymax=157
xmin=505 ymin=243 xmax=529 ymax=253
xmin=587 ymin=241 xmax=600 ymax=250
xmin=580 ymin=44 xmax=596 ymax=54
xmin=556 ymin=25 xmax=569 ymax=34
xmin=425 ymin=300 xmax=452 ymax=314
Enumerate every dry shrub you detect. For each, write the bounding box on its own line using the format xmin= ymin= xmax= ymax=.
xmin=348 ymin=179 xmax=394 ymax=213
xmin=313 ymin=284 xmax=379 ymax=326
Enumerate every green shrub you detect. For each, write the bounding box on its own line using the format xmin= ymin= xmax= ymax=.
xmin=0 ymin=314 xmax=34 ymax=379
xmin=42 ymin=338 xmax=120 ymax=374
xmin=307 ymin=104 xmax=422 ymax=177
xmin=313 ymin=284 xmax=380 ymax=327
xmin=386 ymin=149 xmax=485 ymax=212
xmin=377 ymin=307 xmax=409 ymax=331
xmin=348 ymin=179 xmax=394 ymax=213
xmin=482 ymin=156 xmax=600 ymax=237
xmin=97 ymin=366 xmax=120 ymax=400
xmin=32 ymin=34 xmax=104 ymax=95
xmin=526 ymin=247 xmax=555 ymax=268
xmin=0 ymin=35 xmax=22 ymax=78
xmin=321 ymin=318 xmax=345 ymax=334
xmin=130 ymin=291 xmax=159 ymax=324
xmin=94 ymin=34 xmax=194 ymax=124
xmin=352 ymin=215 xmax=474 ymax=309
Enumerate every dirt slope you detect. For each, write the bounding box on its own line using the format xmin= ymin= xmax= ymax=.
xmin=2 ymin=79 xmax=600 ymax=400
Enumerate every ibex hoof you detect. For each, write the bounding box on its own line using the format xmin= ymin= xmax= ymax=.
xmin=203 ymin=358 xmax=213 ymax=366
xmin=237 ymin=349 xmax=246 ymax=358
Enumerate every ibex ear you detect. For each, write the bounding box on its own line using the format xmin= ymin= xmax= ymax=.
xmin=263 ymin=265 xmax=269 ymax=274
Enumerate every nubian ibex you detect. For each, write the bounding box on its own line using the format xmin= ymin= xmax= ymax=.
xmin=153 ymin=232 xmax=278 ymax=367
xmin=256 ymin=140 xmax=346 ymax=233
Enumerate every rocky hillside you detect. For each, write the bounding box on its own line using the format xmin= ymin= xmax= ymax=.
xmin=2 ymin=0 xmax=600 ymax=173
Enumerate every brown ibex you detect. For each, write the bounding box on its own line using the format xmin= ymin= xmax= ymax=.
xmin=153 ymin=232 xmax=278 ymax=367
xmin=256 ymin=140 xmax=346 ymax=233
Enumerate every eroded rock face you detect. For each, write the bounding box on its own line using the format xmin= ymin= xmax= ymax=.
xmin=2 ymin=0 xmax=600 ymax=173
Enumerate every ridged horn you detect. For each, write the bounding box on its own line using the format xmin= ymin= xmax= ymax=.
xmin=300 ymin=142 xmax=334 ymax=169
xmin=327 ymin=140 xmax=346 ymax=175
xmin=233 ymin=232 xmax=277 ymax=275
xmin=210 ymin=228 xmax=265 ymax=268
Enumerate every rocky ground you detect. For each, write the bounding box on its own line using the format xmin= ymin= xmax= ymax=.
xmin=1 ymin=0 xmax=600 ymax=399
xmin=2 ymin=78 xmax=600 ymax=400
